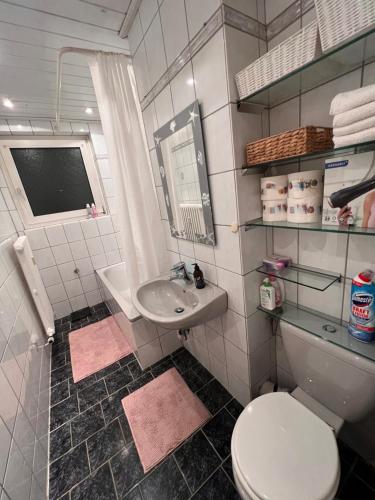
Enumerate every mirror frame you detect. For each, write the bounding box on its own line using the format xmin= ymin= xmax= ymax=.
xmin=153 ymin=100 xmax=215 ymax=245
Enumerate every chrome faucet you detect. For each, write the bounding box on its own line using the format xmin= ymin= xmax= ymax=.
xmin=169 ymin=262 xmax=192 ymax=282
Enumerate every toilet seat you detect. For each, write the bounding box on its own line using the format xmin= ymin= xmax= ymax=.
xmin=231 ymin=393 xmax=340 ymax=500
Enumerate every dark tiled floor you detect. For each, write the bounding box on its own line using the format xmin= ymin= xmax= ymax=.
xmin=49 ymin=304 xmax=375 ymax=499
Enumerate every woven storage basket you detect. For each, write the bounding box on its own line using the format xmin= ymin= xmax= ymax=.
xmin=314 ymin=0 xmax=375 ymax=53
xmin=246 ymin=127 xmax=333 ymax=166
xmin=235 ymin=21 xmax=320 ymax=100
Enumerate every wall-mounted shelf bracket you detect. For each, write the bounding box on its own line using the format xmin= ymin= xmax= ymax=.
xmin=236 ymin=101 xmax=265 ymax=114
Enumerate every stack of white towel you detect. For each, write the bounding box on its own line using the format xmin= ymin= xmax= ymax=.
xmin=330 ymin=84 xmax=375 ymax=148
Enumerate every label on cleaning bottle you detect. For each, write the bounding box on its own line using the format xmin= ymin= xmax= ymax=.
xmin=348 ymin=274 xmax=375 ymax=343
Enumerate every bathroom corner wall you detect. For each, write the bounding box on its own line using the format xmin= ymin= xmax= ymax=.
xmin=0 ymin=187 xmax=50 ymax=497
xmin=265 ymin=0 xmax=375 ymax=462
xmin=128 ymin=0 xmax=275 ymax=406
xmin=0 ymin=122 xmax=123 ymax=318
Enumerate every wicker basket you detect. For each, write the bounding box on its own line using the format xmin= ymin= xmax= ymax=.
xmin=235 ymin=21 xmax=320 ymax=100
xmin=246 ymin=126 xmax=333 ymax=166
xmin=314 ymin=0 xmax=375 ymax=53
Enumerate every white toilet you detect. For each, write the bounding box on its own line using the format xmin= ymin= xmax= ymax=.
xmin=231 ymin=322 xmax=375 ymax=500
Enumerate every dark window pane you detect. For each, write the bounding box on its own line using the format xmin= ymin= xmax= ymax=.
xmin=10 ymin=147 xmax=94 ymax=216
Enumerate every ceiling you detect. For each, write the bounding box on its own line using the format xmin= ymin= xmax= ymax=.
xmin=0 ymin=0 xmax=130 ymax=122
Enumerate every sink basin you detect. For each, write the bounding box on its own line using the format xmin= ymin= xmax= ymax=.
xmin=132 ymin=276 xmax=227 ymax=330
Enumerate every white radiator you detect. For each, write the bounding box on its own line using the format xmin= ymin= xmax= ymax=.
xmin=180 ymin=204 xmax=205 ymax=240
xmin=14 ymin=236 xmax=55 ymax=340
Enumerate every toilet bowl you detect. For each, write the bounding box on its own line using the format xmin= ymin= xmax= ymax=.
xmin=231 ymin=392 xmax=340 ymax=500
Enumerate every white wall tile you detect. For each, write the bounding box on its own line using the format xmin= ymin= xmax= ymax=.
xmin=299 ymin=232 xmax=347 ymax=275
xmin=133 ymin=41 xmax=151 ymax=100
xmin=80 ymin=219 xmax=99 ymax=239
xmin=32 ymin=248 xmax=55 ymax=269
xmin=235 ymin=172 xmax=262 ymax=226
xmin=91 ymin=253 xmax=108 ymax=270
xmin=160 ymin=0 xmax=188 ymax=66
xmin=170 ymin=63 xmax=196 ymax=115
xmin=301 ymin=70 xmax=362 ymax=128
xmin=250 ymin=338 xmax=272 ymax=387
xmin=185 ymin=0 xmax=220 ymax=39
xmin=45 ymin=225 xmax=67 ymax=246
xmin=240 ymin=226 xmax=267 ymax=274
xmin=85 ymin=289 xmax=102 ymax=307
xmin=225 ymin=339 xmax=249 ymax=385
xmin=154 ymin=85 xmax=174 ymax=128
xmin=205 ymin=324 xmax=225 ymax=361
xmin=101 ymin=234 xmax=118 ymax=253
xmin=224 ymin=25 xmax=260 ymax=101
xmin=244 ymin=271 xmax=264 ymax=316
xmin=97 ymin=216 xmax=114 ymax=236
xmin=69 ymin=294 xmax=88 ymax=311
xmin=227 ymin=370 xmax=251 ymax=406
xmin=222 ymin=309 xmax=247 ymax=353
xmin=142 ymin=103 xmax=158 ymax=150
xmin=57 ymin=262 xmax=77 ymax=282
xmin=139 ymin=0 xmax=158 ymax=32
xmin=214 ymin=225 xmax=241 ymax=274
xmin=75 ymin=257 xmax=94 ymax=277
xmin=144 ymin=13 xmax=167 ymax=87
xmin=63 ymin=221 xmax=83 ymax=242
xmin=46 ymin=283 xmax=67 ymax=304
xmin=208 ymin=351 xmax=228 ymax=388
xmin=265 ymin=0 xmax=294 ymax=22
xmin=69 ymin=240 xmax=89 ymax=261
xmin=64 ymin=279 xmax=84 ymax=299
xmin=177 ymin=238 xmax=195 ymax=259
xmin=202 ymin=106 xmax=234 ymax=175
xmin=209 ymin=171 xmax=238 ymax=226
xmin=137 ymin=338 xmax=163 ymax=368
xmin=128 ymin=11 xmax=143 ymax=55
xmin=246 ymin=310 xmax=272 ymax=354
xmin=86 ymin=237 xmax=104 ymax=257
xmin=159 ymin=330 xmax=182 ymax=356
xmin=51 ymin=244 xmax=73 ymax=265
xmin=193 ymin=242 xmax=215 ymax=265
xmin=270 ymin=97 xmax=299 ymax=135
xmin=217 ymin=267 xmax=245 ymax=315
xmin=192 ymin=29 xmax=228 ymax=117
xmin=40 ymin=266 xmax=61 ymax=288
xmin=149 ymin=149 xmax=162 ymax=187
xmin=25 ymin=229 xmax=48 ymax=250
xmin=106 ymin=249 xmax=121 ymax=265
xmin=52 ymin=300 xmax=71 ymax=320
xmin=347 ymin=235 xmax=374 ymax=279
xmin=81 ymin=274 xmax=98 ymax=293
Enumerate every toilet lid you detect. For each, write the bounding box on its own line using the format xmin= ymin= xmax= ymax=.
xmin=232 ymin=393 xmax=340 ymax=500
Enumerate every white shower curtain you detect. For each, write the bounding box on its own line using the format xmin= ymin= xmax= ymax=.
xmin=89 ymin=53 xmax=167 ymax=287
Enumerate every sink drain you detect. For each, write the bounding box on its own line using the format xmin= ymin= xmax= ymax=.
xmin=175 ymin=307 xmax=184 ymax=314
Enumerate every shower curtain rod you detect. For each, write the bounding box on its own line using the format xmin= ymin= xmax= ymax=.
xmin=56 ymin=47 xmax=130 ymax=129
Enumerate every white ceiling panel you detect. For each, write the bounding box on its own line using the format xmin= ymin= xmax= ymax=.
xmin=0 ymin=0 xmax=130 ymax=121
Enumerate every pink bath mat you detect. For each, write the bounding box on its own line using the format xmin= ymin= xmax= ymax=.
xmin=122 ymin=367 xmax=211 ymax=472
xmin=69 ymin=316 xmax=132 ymax=382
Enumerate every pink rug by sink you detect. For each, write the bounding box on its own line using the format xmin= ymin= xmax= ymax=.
xmin=122 ymin=367 xmax=210 ymax=473
xmin=69 ymin=316 xmax=132 ymax=382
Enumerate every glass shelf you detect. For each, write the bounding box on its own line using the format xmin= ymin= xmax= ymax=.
xmin=239 ymin=28 xmax=375 ymax=108
xmin=258 ymin=301 xmax=375 ymax=363
xmin=242 ymin=140 xmax=375 ymax=174
xmin=256 ymin=263 xmax=341 ymax=291
xmin=245 ymin=218 xmax=375 ymax=236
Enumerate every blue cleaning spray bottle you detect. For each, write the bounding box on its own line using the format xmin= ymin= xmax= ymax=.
xmin=348 ymin=269 xmax=375 ymax=343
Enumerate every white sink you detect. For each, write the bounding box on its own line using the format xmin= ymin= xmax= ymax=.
xmin=132 ymin=275 xmax=227 ymax=330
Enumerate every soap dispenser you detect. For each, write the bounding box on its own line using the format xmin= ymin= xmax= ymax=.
xmin=193 ymin=263 xmax=205 ymax=289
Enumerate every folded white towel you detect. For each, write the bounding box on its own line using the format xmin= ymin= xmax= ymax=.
xmin=330 ymin=84 xmax=375 ymax=115
xmin=334 ymin=115 xmax=375 ymax=137
xmin=333 ymin=127 xmax=375 ymax=148
xmin=333 ymin=101 xmax=375 ymax=128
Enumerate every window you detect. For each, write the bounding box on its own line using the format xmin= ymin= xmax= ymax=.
xmin=0 ymin=138 xmax=105 ymax=227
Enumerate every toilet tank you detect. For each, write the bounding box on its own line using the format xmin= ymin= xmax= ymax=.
xmin=280 ymin=321 xmax=375 ymax=422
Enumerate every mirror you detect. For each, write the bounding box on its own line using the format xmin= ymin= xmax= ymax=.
xmin=154 ymin=100 xmax=215 ymax=245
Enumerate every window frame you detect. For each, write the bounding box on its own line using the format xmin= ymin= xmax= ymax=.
xmin=0 ymin=137 xmax=105 ymax=228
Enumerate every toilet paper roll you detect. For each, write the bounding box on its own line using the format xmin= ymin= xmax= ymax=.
xmin=288 ymin=170 xmax=324 ymax=199
xmin=262 ymin=200 xmax=288 ymax=221
xmin=261 ymin=175 xmax=288 ymax=200
xmin=287 ymin=196 xmax=323 ymax=223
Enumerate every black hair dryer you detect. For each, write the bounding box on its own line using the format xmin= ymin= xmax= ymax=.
xmin=328 ymin=175 xmax=375 ymax=208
